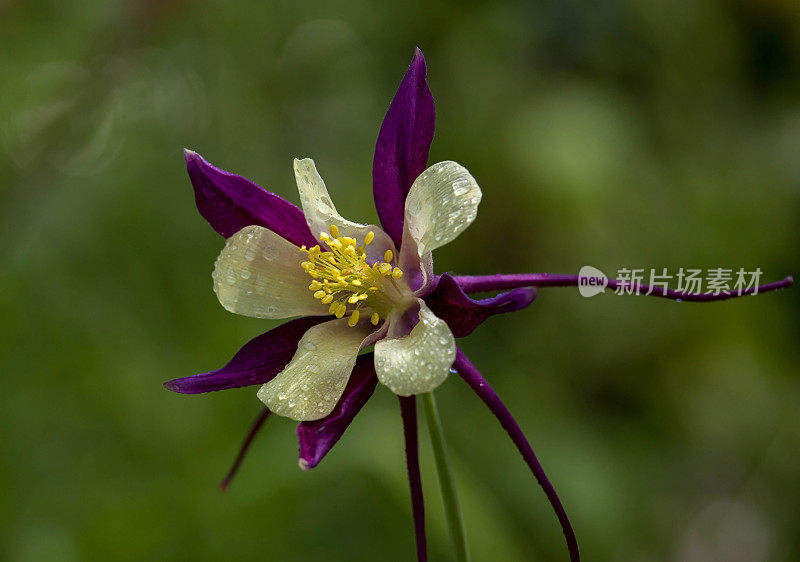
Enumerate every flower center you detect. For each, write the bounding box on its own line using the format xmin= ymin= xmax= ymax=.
xmin=300 ymin=225 xmax=403 ymax=327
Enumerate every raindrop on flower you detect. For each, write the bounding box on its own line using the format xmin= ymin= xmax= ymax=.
xmin=263 ymin=246 xmax=277 ymax=260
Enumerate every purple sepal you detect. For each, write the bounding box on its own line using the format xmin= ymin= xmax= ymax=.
xmin=424 ymin=273 xmax=537 ymax=338
xmin=185 ymin=149 xmax=318 ymax=247
xmin=164 ymin=317 xmax=326 ymax=394
xmin=297 ymin=354 xmax=378 ymax=470
xmin=372 ymin=48 xmax=435 ymax=248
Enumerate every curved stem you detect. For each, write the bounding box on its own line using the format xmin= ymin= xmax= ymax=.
xmin=219 ymin=407 xmax=271 ymax=491
xmin=454 ymin=348 xmax=580 ymax=562
xmin=422 ymin=392 xmax=470 ymax=562
xmin=399 ymin=395 xmax=428 ymax=562
xmin=454 ymin=273 xmax=793 ymax=302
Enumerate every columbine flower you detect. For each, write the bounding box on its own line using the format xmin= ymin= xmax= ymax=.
xmin=207 ymin=146 xmax=483 ymax=418
xmin=166 ymin=48 xmax=792 ymax=562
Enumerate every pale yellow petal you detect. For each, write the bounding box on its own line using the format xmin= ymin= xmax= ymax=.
xmin=374 ymin=301 xmax=456 ymax=396
xmin=257 ymin=318 xmax=373 ymax=421
xmin=294 ymin=158 xmax=395 ymax=263
xmin=403 ymin=161 xmax=482 ymax=257
xmin=213 ymin=225 xmax=327 ymax=319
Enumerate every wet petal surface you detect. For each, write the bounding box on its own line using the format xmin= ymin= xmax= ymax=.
xmin=213 ymin=225 xmax=330 ymax=319
xmin=257 ymin=318 xmax=373 ymax=421
xmin=374 ymin=300 xmax=455 ymax=396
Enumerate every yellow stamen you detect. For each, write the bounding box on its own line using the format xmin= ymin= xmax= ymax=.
xmin=300 ymin=224 xmax=404 ymax=328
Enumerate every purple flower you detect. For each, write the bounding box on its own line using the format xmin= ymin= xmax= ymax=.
xmin=166 ymin=48 xmax=792 ymax=562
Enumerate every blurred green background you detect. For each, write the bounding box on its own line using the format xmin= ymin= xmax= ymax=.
xmin=2 ymin=1 xmax=799 ymax=560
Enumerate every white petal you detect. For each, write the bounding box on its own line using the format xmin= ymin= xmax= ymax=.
xmin=294 ymin=158 xmax=395 ymax=263
xmin=257 ymin=319 xmax=373 ymax=421
xmin=402 ymin=161 xmax=482 ymax=257
xmin=374 ymin=301 xmax=456 ymax=396
xmin=213 ymin=225 xmax=328 ymax=319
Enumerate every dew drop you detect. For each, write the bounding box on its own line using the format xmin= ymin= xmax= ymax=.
xmin=244 ymin=247 xmax=257 ymax=261
xmin=453 ymin=180 xmax=470 ymax=196
xmin=240 ymin=268 xmax=251 ymax=279
xmin=301 ymin=384 xmax=309 ymax=391
xmin=278 ymin=392 xmax=287 ymax=400
xmin=263 ymin=246 xmax=277 ymax=260
xmin=288 ymin=400 xmax=296 ymax=408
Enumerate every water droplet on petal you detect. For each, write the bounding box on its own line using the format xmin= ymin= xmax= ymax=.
xmin=453 ymin=180 xmax=470 ymax=196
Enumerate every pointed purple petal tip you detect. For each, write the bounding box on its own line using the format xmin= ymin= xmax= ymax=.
xmin=372 ymin=48 xmax=436 ymax=248
xmin=184 ymin=149 xmax=317 ymax=246
xmin=163 ymin=317 xmax=326 ymax=394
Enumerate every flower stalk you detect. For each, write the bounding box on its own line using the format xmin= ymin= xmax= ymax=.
xmin=422 ymin=391 xmax=470 ymax=562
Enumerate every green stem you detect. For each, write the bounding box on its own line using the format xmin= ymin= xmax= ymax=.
xmin=422 ymin=391 xmax=470 ymax=562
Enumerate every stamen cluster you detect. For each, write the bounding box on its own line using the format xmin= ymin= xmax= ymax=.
xmin=300 ymin=225 xmax=403 ymax=327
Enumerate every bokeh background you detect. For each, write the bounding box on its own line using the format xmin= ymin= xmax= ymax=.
xmin=2 ymin=1 xmax=799 ymax=560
